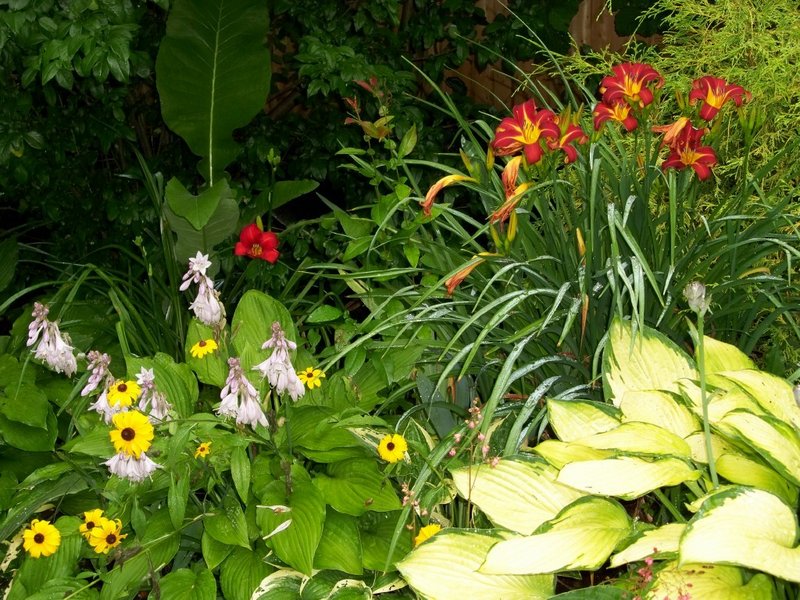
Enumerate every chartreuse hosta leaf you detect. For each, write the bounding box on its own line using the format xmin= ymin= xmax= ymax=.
xmin=609 ymin=523 xmax=685 ymax=567
xmin=680 ymin=486 xmax=800 ymax=582
xmin=481 ymin=497 xmax=631 ymax=575
xmin=618 ymin=390 xmax=698 ymax=438
xmin=546 ymin=399 xmax=621 ymax=442
xmin=556 ymin=456 xmax=700 ymax=500
xmin=716 ymin=453 xmax=798 ymax=505
xmin=532 ymin=441 xmax=613 ymax=469
xmin=699 ymin=336 xmax=756 ymax=374
xmin=718 ymin=369 xmax=800 ymax=430
xmin=678 ymin=380 xmax=765 ymax=433
xmin=574 ymin=422 xmax=691 ymax=458
xmin=650 ymin=562 xmax=774 ymax=599
xmin=719 ymin=410 xmax=800 ymax=486
xmin=450 ymin=457 xmax=585 ymax=535
xmin=683 ymin=431 xmax=742 ymax=465
xmin=396 ymin=529 xmax=553 ymax=599
xmin=602 ymin=318 xmax=696 ymax=407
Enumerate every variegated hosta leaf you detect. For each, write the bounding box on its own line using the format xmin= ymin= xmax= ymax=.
xmin=649 ymin=561 xmax=774 ymax=600
xmin=251 ymin=569 xmax=305 ymax=599
xmin=396 ymin=530 xmax=553 ymax=600
xmin=719 ymin=410 xmax=800 ymax=486
xmin=716 ymin=453 xmax=798 ymax=506
xmin=602 ymin=318 xmax=696 ymax=407
xmin=574 ymin=422 xmax=691 ymax=458
xmin=481 ymin=497 xmax=631 ymax=575
xmin=718 ymin=369 xmax=800 ymax=430
xmin=556 ymin=456 xmax=700 ymax=501
xmin=698 ymin=336 xmax=756 ymax=374
xmin=683 ymin=431 xmax=742 ymax=465
xmin=609 ymin=523 xmax=685 ymax=568
xmin=546 ymin=399 xmax=620 ymax=442
xmin=618 ymin=390 xmax=698 ymax=439
xmin=678 ymin=380 xmax=765 ymax=431
xmin=449 ymin=457 xmax=585 ymax=535
xmin=532 ymin=441 xmax=613 ymax=469
xmin=680 ymin=486 xmax=800 ymax=582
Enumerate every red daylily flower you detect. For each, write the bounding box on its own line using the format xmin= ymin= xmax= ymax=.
xmin=689 ymin=76 xmax=750 ymax=121
xmin=548 ymin=121 xmax=588 ymax=163
xmin=600 ymin=63 xmax=664 ymax=108
xmin=491 ymin=100 xmax=560 ymax=165
xmin=593 ymin=101 xmax=638 ymax=132
xmin=661 ymin=124 xmax=717 ymax=181
xmin=235 ymin=224 xmax=279 ymax=263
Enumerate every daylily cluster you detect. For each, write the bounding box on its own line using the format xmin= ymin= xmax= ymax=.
xmin=80 ymin=509 xmax=127 ymax=554
xmin=180 ymin=252 xmax=226 ymax=328
xmin=593 ymin=62 xmax=664 ymax=132
xmin=27 ymin=302 xmax=77 ymax=376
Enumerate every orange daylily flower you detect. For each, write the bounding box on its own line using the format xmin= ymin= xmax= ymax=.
xmin=444 ymin=253 xmax=498 ymax=296
xmin=599 ymin=62 xmax=664 ymax=108
xmin=548 ymin=121 xmax=588 ymax=163
xmin=421 ymin=174 xmax=476 ymax=216
xmin=652 ymin=116 xmax=691 ymax=148
xmin=688 ymin=76 xmax=750 ymax=121
xmin=491 ymin=100 xmax=560 ymax=165
xmin=594 ymin=101 xmax=638 ymax=132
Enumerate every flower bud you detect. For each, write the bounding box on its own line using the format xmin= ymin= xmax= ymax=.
xmin=683 ymin=281 xmax=711 ymax=316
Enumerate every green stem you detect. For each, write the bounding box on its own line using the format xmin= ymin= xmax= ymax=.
xmin=653 ymin=488 xmax=685 ymax=523
xmin=697 ymin=315 xmax=719 ymax=489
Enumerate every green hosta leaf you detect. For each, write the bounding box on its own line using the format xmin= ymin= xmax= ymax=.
xmin=719 ymin=410 xmax=800 ymax=486
xmin=603 ymin=318 xmax=696 ymax=406
xmin=220 ymin=547 xmax=274 ymax=600
xmin=719 ymin=369 xmax=800 ymax=430
xmin=20 ymin=578 xmax=100 ymax=600
xmin=700 ymin=336 xmax=756 ymax=374
xmin=618 ymin=390 xmax=698 ymax=438
xmin=231 ymin=445 xmax=251 ymax=503
xmin=609 ymin=523 xmax=685 ymax=567
xmin=546 ymin=399 xmax=621 ymax=442
xmin=679 ymin=380 xmax=765 ymax=430
xmin=126 ymin=353 xmax=198 ymax=418
xmin=574 ymin=422 xmax=691 ymax=458
xmin=185 ymin=320 xmax=228 ymax=387
xmin=313 ymin=459 xmax=401 ymax=516
xmin=314 ymin=509 xmax=363 ymax=574
xmin=251 ymin=570 xmax=305 ymax=599
xmin=549 ymin=587 xmax=625 ymax=599
xmin=397 ymin=530 xmax=553 ymax=599
xmin=0 ymin=382 xmax=49 ymax=428
xmin=156 ymin=0 xmax=270 ymax=182
xmin=556 ymin=456 xmax=700 ymax=500
xmin=450 ymin=457 xmax=585 ymax=535
xmin=231 ymin=290 xmax=296 ymax=370
xmin=153 ymin=568 xmax=216 ymax=600
xmin=165 ymin=178 xmax=232 ymax=230
xmin=683 ymin=431 xmax=741 ymax=465
xmin=532 ymin=440 xmax=613 ymax=469
xmin=680 ymin=486 xmax=800 ymax=582
xmin=17 ymin=516 xmax=82 ymax=592
xmin=63 ymin=426 xmax=114 ymax=457
xmin=0 ymin=409 xmax=57 ymax=451
xmin=359 ymin=510 xmax=412 ymax=571
xmin=256 ymin=465 xmax=325 ymax=575
xmin=202 ymin=530 xmax=233 ymax=570
xmin=205 ymin=494 xmax=250 ymax=549
xmin=282 ymin=406 xmax=362 ymax=456
xmin=650 ymin=562 xmax=774 ymax=599
xmin=481 ymin=497 xmax=631 ymax=575
xmin=168 ymin=467 xmax=190 ymax=529
xmin=306 ymin=304 xmax=343 ymax=324
xmin=327 ymin=580 xmax=372 ymax=600
xmin=715 ymin=453 xmax=798 ymax=505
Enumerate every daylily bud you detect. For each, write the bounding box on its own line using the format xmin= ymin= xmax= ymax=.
xmin=684 ymin=281 xmax=711 ymax=316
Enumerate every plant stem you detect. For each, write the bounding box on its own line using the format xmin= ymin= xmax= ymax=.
xmin=697 ymin=315 xmax=719 ymax=488
xmin=653 ymin=489 xmax=685 ymax=523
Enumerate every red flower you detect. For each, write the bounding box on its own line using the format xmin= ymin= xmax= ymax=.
xmin=593 ymin=101 xmax=638 ymax=132
xmin=600 ymin=63 xmax=664 ymax=108
xmin=688 ymin=76 xmax=750 ymax=121
xmin=661 ymin=125 xmax=717 ymax=181
xmin=548 ymin=122 xmax=588 ymax=163
xmin=234 ymin=224 xmax=279 ymax=263
xmin=491 ymin=100 xmax=560 ymax=165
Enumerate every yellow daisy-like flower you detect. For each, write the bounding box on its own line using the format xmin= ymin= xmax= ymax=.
xmin=107 ymin=379 xmax=141 ymax=408
xmin=109 ymin=410 xmax=154 ymax=458
xmin=190 ymin=338 xmax=219 ymax=358
xmin=377 ymin=433 xmax=407 ymax=463
xmin=297 ymin=367 xmax=326 ymax=389
xmin=88 ymin=518 xmax=127 ymax=554
xmin=22 ymin=519 xmax=61 ymax=558
xmin=79 ymin=509 xmax=107 ymax=541
xmin=194 ymin=441 xmax=212 ymax=458
xmin=414 ymin=523 xmax=441 ymax=547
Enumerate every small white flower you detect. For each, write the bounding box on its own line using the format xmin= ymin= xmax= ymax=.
xmin=135 ymin=367 xmax=172 ymax=423
xmin=216 ymin=358 xmax=269 ymax=428
xmin=253 ymin=322 xmax=305 ymax=402
xmin=27 ymin=302 xmax=49 ymax=347
xmin=179 ymin=252 xmax=213 ymax=291
xmin=88 ymin=389 xmax=126 ymax=424
xmin=29 ymin=310 xmax=77 ymax=377
xmin=684 ymin=281 xmax=711 ymax=316
xmin=237 ymin=394 xmax=269 ymax=428
xmin=104 ymin=451 xmax=160 ymax=482
xmin=82 ymin=351 xmax=112 ymax=397
xmin=189 ymin=280 xmax=225 ymax=327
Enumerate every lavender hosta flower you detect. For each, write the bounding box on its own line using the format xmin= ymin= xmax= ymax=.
xmin=189 ymin=281 xmax=225 ymax=327
xmin=136 ymin=368 xmax=172 ymax=422
xmin=684 ymin=281 xmax=711 ymax=316
xmin=82 ymin=351 xmax=112 ymax=397
xmin=104 ymin=452 xmax=160 ymax=482
xmin=179 ymin=252 xmax=212 ymax=292
xmin=89 ymin=389 xmax=122 ymax=424
xmin=253 ymin=322 xmax=305 ymax=402
xmin=27 ymin=303 xmax=77 ymax=377
xmin=217 ymin=358 xmax=269 ymax=428
xmin=27 ymin=302 xmax=49 ymax=347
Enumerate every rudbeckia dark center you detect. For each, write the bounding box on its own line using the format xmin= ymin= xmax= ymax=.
xmin=118 ymin=383 xmax=127 ymax=392
xmin=86 ymin=521 xmax=95 ymax=529
xmin=199 ymin=340 xmax=207 ymax=347
xmin=106 ymin=534 xmax=117 ymax=544
xmin=34 ymin=533 xmax=45 ymax=543
xmin=386 ymin=442 xmax=395 ymax=451
xmin=121 ymin=427 xmax=136 ymax=441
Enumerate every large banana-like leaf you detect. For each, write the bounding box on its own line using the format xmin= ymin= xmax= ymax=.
xmin=719 ymin=369 xmax=800 ymax=430
xmin=449 ymin=457 xmax=585 ymax=535
xmin=156 ymin=0 xmax=271 ymax=183
xmin=609 ymin=523 xmax=685 ymax=567
xmin=679 ymin=486 xmax=800 ymax=582
xmin=574 ymin=422 xmax=691 ymax=458
xmin=546 ymin=399 xmax=620 ymax=442
xmin=618 ymin=390 xmax=698 ymax=438
xmin=395 ymin=530 xmax=553 ymax=600
xmin=481 ymin=497 xmax=631 ymax=575
xmin=649 ymin=562 xmax=774 ymax=599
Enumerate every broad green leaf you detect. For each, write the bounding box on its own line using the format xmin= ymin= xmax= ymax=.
xmin=272 ymin=180 xmax=319 ymax=210
xmin=680 ymin=487 xmax=800 ymax=583
xmin=166 ymin=198 xmax=239 ymax=264
xmin=313 ymin=458 xmax=401 ymax=516
xmin=603 ymin=318 xmax=696 ymax=406
xmin=256 ymin=465 xmax=325 ymax=575
xmin=716 ymin=453 xmax=797 ymax=505
xmin=63 ymin=426 xmax=114 ymax=457
xmin=168 ymin=467 xmax=190 ymax=529
xmin=231 ymin=290 xmax=296 ymax=370
xmin=678 ymin=380 xmax=765 ymax=433
xmin=220 ymin=547 xmax=274 ymax=600
xmin=0 ymin=409 xmax=57 ymax=451
xmin=397 ymin=124 xmax=417 ymax=158
xmin=700 ymin=336 xmax=756 ymax=374
xmin=185 ymin=320 xmax=228 ymax=387
xmin=0 ymin=382 xmax=49 ymax=428
xmin=20 ymin=578 xmax=100 ymax=600
xmin=165 ymin=177 xmax=231 ymax=230
xmin=546 ymin=399 xmax=621 ymax=442
xmin=314 ymin=509 xmax=363 ymax=575
xmin=556 ymin=456 xmax=700 ymax=500
xmin=152 ymin=568 xmax=216 ymax=600
xmin=397 ymin=529 xmax=553 ymax=599
xmin=481 ymin=497 xmax=631 ymax=575
xmin=306 ymin=304 xmax=343 ymax=324
xmin=18 ymin=516 xmax=83 ymax=592
xmin=450 ymin=457 xmax=585 ymax=535
xmin=719 ymin=410 xmax=800 ymax=486
xmin=156 ymin=0 xmax=271 ymax=182
xmin=548 ymin=587 xmax=625 ymax=599
xmin=280 ymin=406 xmax=362 ymax=456
xmin=205 ymin=494 xmax=250 ymax=549
xmin=359 ymin=510 xmax=412 ymax=571
xmin=202 ymin=530 xmax=233 ymax=570
xmin=532 ymin=440 xmax=613 ymax=469
xmin=618 ymin=390 xmax=698 ymax=438
xmin=251 ymin=570 xmax=305 ymax=600
xmin=328 ymin=580 xmax=373 ymax=600
xmin=719 ymin=369 xmax=800 ymax=429
xmin=231 ymin=446 xmax=251 ymax=503
xmin=574 ymin=422 xmax=691 ymax=458
xmin=343 ymin=236 xmax=372 ymax=261
xmin=650 ymin=562 xmax=774 ymax=599
xmin=608 ymin=523 xmax=685 ymax=567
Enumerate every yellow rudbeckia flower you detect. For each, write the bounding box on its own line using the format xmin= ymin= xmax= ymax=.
xmin=109 ymin=410 xmax=154 ymax=458
xmin=378 ymin=433 xmax=407 ymax=463
xmin=190 ymin=338 xmax=218 ymax=358
xmin=23 ymin=519 xmax=61 ymax=558
xmin=107 ymin=380 xmax=141 ymax=408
